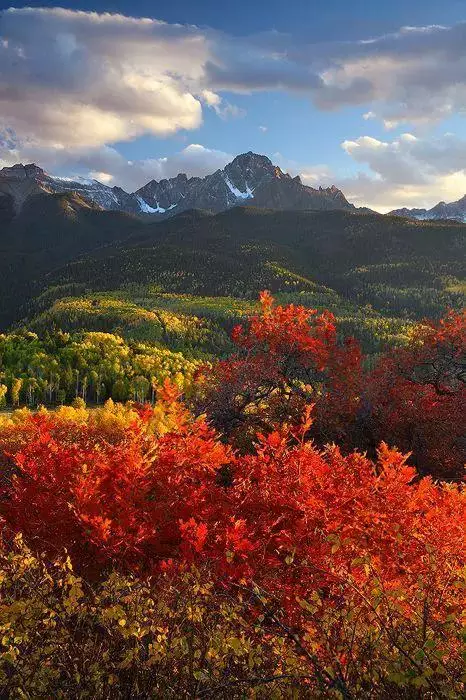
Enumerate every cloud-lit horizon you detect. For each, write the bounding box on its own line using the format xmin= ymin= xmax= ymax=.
xmin=2 ymin=5 xmax=466 ymax=211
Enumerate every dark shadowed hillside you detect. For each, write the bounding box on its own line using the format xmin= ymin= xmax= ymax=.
xmin=40 ymin=207 xmax=465 ymax=317
xmin=0 ymin=202 xmax=464 ymax=329
xmin=0 ymin=191 xmax=142 ymax=327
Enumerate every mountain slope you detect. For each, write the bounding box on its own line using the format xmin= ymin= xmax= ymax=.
xmin=0 ymin=190 xmax=142 ymax=327
xmin=38 ymin=207 xmax=465 ymax=322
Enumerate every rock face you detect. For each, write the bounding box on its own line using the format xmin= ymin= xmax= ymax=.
xmin=0 ymin=164 xmax=50 ymax=216
xmin=390 ymin=195 xmax=466 ymax=223
xmin=136 ymin=152 xmax=355 ymax=215
xmin=0 ymin=153 xmax=355 ymax=218
xmin=0 ymin=163 xmax=141 ymax=216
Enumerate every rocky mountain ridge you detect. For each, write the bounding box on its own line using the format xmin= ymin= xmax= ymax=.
xmin=390 ymin=195 xmax=466 ymax=223
xmin=0 ymin=153 xmax=355 ymax=219
xmin=135 ymin=152 xmax=354 ymax=215
xmin=4 ymin=157 xmax=466 ymax=224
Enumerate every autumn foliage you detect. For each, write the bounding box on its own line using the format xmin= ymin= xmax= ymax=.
xmin=369 ymin=309 xmax=465 ymax=480
xmin=197 ymin=293 xmax=464 ymax=479
xmin=0 ymin=295 xmax=464 ymax=696
xmin=196 ymin=290 xmax=363 ymax=449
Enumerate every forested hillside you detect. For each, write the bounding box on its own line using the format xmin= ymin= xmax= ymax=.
xmin=0 ymin=201 xmax=464 ymax=328
xmin=0 ymin=200 xmax=464 ymax=409
xmin=42 ymin=207 xmax=465 ymax=318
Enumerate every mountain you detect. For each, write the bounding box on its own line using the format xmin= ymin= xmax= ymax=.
xmin=0 ymin=153 xmax=355 ymax=220
xmin=390 ymin=195 xmax=466 ymax=222
xmin=136 ymin=152 xmax=355 ymax=215
xmin=0 ymin=163 xmax=143 ymax=219
xmin=0 ymin=187 xmax=142 ymax=327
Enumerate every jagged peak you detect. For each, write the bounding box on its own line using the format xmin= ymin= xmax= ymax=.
xmin=232 ymin=150 xmax=271 ymax=161
xmin=136 ymin=172 xmax=190 ymax=192
xmin=0 ymin=153 xmax=357 ymax=217
xmin=318 ymin=184 xmax=341 ymax=193
xmin=0 ymin=162 xmax=47 ymax=179
xmin=227 ymin=151 xmax=274 ymax=170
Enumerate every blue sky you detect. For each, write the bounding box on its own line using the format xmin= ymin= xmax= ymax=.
xmin=5 ymin=1 xmax=463 ymax=38
xmin=1 ymin=2 xmax=466 ymax=210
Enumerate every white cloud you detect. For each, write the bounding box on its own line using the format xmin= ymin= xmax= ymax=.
xmin=342 ymin=132 xmax=466 ymax=182
xmin=305 ymin=24 xmax=466 ymax=126
xmin=259 ymin=125 xmax=268 ymax=132
xmin=2 ymin=7 xmax=466 ymax=157
xmin=0 ymin=141 xmax=232 ymax=192
xmin=335 ymin=171 xmax=466 ymax=213
xmin=338 ymin=133 xmax=466 ymax=211
xmin=0 ymin=7 xmax=208 ymax=149
xmin=89 ymin=171 xmax=114 ymax=184
xmin=201 ymin=90 xmax=245 ymax=119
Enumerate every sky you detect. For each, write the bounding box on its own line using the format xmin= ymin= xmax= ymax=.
xmin=1 ymin=1 xmax=466 ymax=211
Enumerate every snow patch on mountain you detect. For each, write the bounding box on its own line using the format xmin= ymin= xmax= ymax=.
xmin=136 ymin=195 xmax=164 ymax=214
xmin=223 ymin=175 xmax=254 ymax=200
xmin=51 ymin=175 xmax=97 ymax=186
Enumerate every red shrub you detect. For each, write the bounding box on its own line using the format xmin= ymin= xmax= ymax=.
xmin=0 ymin=398 xmax=231 ymax=574
xmin=369 ymin=311 xmax=465 ymax=480
xmin=195 ymin=291 xmax=363 ymax=448
xmin=1 ymin=400 xmax=464 ymax=601
xmin=0 ymin=392 xmax=464 ymax=691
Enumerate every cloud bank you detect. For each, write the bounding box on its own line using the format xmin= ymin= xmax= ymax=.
xmin=0 ymin=139 xmax=232 ymax=192
xmin=0 ymin=7 xmax=208 ymax=148
xmin=2 ymin=8 xmax=466 ymax=207
xmin=337 ymin=133 xmax=466 ymax=211
xmin=2 ymin=7 xmax=466 ymax=150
